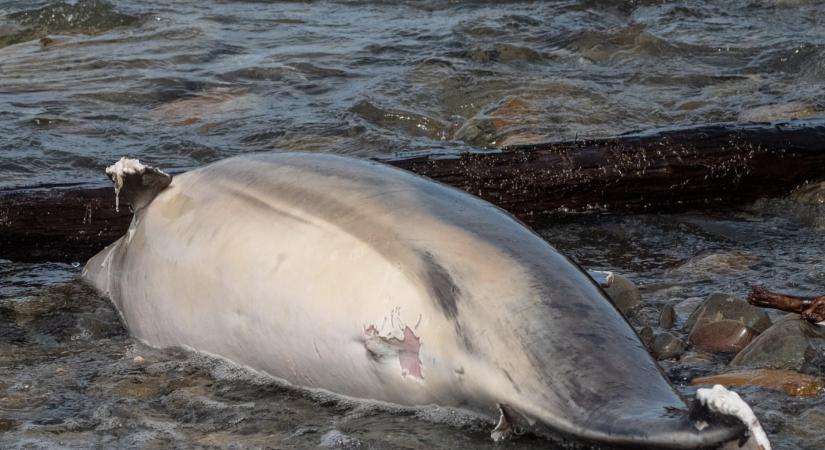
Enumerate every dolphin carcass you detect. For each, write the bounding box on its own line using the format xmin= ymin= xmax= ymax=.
xmin=83 ymin=153 xmax=765 ymax=449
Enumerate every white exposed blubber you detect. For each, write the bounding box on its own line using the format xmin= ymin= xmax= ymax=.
xmin=105 ymin=157 xmax=147 ymax=212
xmin=696 ymin=385 xmax=770 ymax=450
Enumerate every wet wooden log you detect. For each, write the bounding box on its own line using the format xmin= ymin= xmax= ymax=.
xmin=2 ymin=119 xmax=825 ymax=263
xmin=748 ymin=287 xmax=825 ymax=323
xmin=390 ymin=119 xmax=825 ymax=218
xmin=0 ymin=185 xmax=132 ymax=264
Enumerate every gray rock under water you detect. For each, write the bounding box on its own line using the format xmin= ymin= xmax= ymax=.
xmin=651 ymin=332 xmax=686 ymax=360
xmin=639 ymin=326 xmax=654 ymax=348
xmin=790 ymin=180 xmax=825 ymax=205
xmin=731 ymin=315 xmax=825 ymax=374
xmin=319 ymin=429 xmax=362 ymax=449
xmin=659 ymin=304 xmax=676 ymax=330
xmin=601 ymin=273 xmax=642 ymax=315
xmin=685 ymin=293 xmax=772 ymax=353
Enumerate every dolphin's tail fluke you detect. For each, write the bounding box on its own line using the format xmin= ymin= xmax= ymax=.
xmin=105 ymin=157 xmax=172 ymax=213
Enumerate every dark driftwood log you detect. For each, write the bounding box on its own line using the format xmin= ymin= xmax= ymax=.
xmin=389 ymin=119 xmax=825 ymax=218
xmin=0 ymin=185 xmax=133 ymax=264
xmin=2 ymin=119 xmax=825 ymax=263
xmin=748 ymin=287 xmax=825 ymax=323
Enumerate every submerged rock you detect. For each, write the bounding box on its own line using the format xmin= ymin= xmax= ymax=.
xmin=731 ymin=315 xmax=825 ymax=374
xmin=689 ymin=320 xmax=756 ymax=354
xmin=319 ymin=429 xmax=362 ymax=449
xmin=790 ymin=180 xmax=825 ymax=206
xmin=638 ymin=325 xmax=654 ymax=348
xmin=686 ymin=293 xmax=772 ymax=353
xmin=350 ymin=100 xmax=450 ymax=141
xmin=739 ymin=102 xmax=818 ymax=123
xmin=673 ymin=297 xmax=704 ymax=326
xmin=0 ymin=418 xmax=17 ymax=432
xmin=651 ymin=332 xmax=686 ymax=360
xmin=600 ymin=273 xmax=642 ymax=315
xmin=674 ymin=252 xmax=759 ymax=275
xmin=113 ymin=377 xmax=167 ymax=400
xmin=659 ymin=304 xmax=675 ymax=330
xmin=1 ymin=0 xmax=141 ymax=49
xmin=586 ymin=270 xmax=641 ymax=316
xmin=151 ymin=88 xmax=259 ymax=128
xmin=453 ymin=95 xmax=545 ymax=148
xmin=463 ymin=44 xmax=543 ymax=64
xmin=692 ymin=368 xmax=824 ymax=397
xmin=7 ymin=1 xmax=140 ymax=34
xmin=680 ymin=351 xmax=716 ymax=366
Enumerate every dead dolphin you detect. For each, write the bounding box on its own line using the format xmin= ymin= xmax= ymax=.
xmin=83 ymin=153 xmax=752 ymax=448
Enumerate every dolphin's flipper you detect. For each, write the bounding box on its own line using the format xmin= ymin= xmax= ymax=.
xmin=105 ymin=157 xmax=172 ymax=212
xmin=490 ymin=404 xmax=515 ymax=442
xmin=490 ymin=404 xmax=529 ymax=442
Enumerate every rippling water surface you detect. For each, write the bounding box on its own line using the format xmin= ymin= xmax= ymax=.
xmin=2 ymin=1 xmax=825 ymax=449
xmin=2 ymin=0 xmax=825 ymax=187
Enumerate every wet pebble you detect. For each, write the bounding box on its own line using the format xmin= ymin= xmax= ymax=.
xmin=680 ymin=351 xmax=716 ymax=366
xmin=673 ymin=297 xmax=704 ymax=326
xmin=0 ymin=312 xmax=27 ymax=344
xmin=638 ymin=326 xmax=654 ymax=348
xmin=689 ymin=320 xmax=757 ymax=354
xmin=453 ymin=95 xmax=546 ymax=147
xmin=731 ymin=315 xmax=825 ymax=373
xmin=350 ymin=99 xmax=450 ymax=141
xmin=113 ymin=377 xmax=166 ymax=400
xmin=789 ymin=180 xmax=825 ymax=205
xmin=601 ymin=273 xmax=641 ymax=315
xmin=739 ymin=101 xmax=818 ymax=122
xmin=686 ymin=293 xmax=772 ymax=353
xmin=319 ymin=429 xmax=362 ymax=449
xmin=784 ymin=407 xmax=825 ymax=441
xmin=0 ymin=418 xmax=17 ymax=431
xmin=0 ymin=391 xmax=48 ymax=410
xmin=674 ymin=251 xmax=759 ymax=275
xmin=651 ymin=332 xmax=686 ymax=360
xmin=659 ymin=304 xmax=675 ymax=330
xmin=151 ymin=88 xmax=259 ymax=127
xmin=464 ymin=44 xmax=542 ymax=64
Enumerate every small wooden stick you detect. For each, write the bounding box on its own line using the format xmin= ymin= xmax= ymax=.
xmin=748 ymin=287 xmax=825 ymax=323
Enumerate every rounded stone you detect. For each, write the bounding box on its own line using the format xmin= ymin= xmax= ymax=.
xmin=685 ymin=293 xmax=772 ymax=354
xmin=651 ymin=332 xmax=686 ymax=360
xmin=659 ymin=304 xmax=676 ymax=330
xmin=601 ymin=273 xmax=642 ymax=315
xmin=689 ymin=319 xmax=756 ymax=354
xmin=731 ymin=315 xmax=825 ymax=373
xmin=638 ymin=326 xmax=654 ymax=348
xmin=685 ymin=293 xmax=772 ymax=333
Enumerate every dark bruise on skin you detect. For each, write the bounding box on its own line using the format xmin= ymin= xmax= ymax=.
xmin=418 ymin=250 xmax=460 ymax=319
xmin=417 ymin=250 xmax=476 ymax=353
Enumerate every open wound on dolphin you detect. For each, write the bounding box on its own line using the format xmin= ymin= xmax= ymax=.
xmin=363 ymin=324 xmax=424 ymax=380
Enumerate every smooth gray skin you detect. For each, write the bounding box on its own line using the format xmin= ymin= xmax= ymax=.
xmin=84 ymin=153 xmax=745 ymax=449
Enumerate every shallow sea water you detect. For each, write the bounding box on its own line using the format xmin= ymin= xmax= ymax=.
xmin=2 ymin=1 xmax=825 ymax=449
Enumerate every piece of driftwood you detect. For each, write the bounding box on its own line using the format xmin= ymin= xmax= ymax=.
xmin=748 ymin=287 xmax=825 ymax=323
xmin=2 ymin=119 xmax=825 ymax=263
xmin=0 ymin=185 xmax=132 ymax=264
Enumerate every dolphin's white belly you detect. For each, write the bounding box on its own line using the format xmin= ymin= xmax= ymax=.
xmin=86 ymin=154 xmax=524 ymax=407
